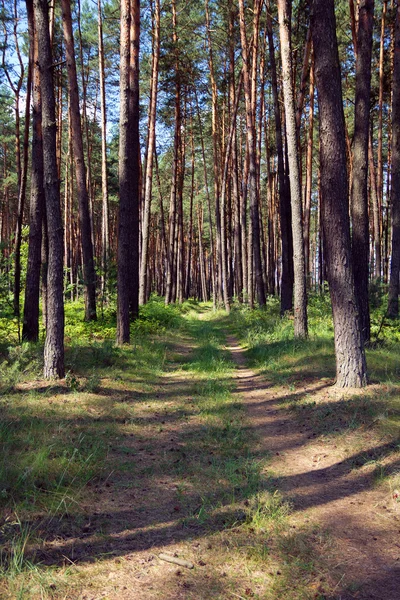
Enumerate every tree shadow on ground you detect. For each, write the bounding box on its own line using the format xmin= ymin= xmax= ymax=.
xmin=1 ymin=314 xmax=400 ymax=599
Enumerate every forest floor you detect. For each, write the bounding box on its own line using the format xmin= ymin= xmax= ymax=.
xmin=1 ymin=305 xmax=400 ymax=599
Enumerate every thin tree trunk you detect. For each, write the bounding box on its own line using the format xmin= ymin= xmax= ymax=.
xmin=185 ymin=117 xmax=195 ymax=299
xmin=229 ymin=1 xmax=242 ymax=300
xmin=195 ymin=89 xmax=216 ymax=306
xmin=61 ymin=0 xmax=97 ymax=321
xmin=98 ymin=0 xmax=110 ymax=304
xmin=205 ymin=0 xmax=223 ymax=306
xmin=369 ymin=128 xmax=381 ymax=281
xmin=295 ymin=27 xmax=312 ymax=132
xmin=350 ymin=0 xmax=374 ymax=343
xmin=267 ymin=2 xmax=293 ymax=313
xmin=76 ymin=0 xmax=94 ymax=246
xmin=13 ymin=48 xmax=32 ymax=322
xmin=165 ymin=0 xmax=181 ymax=305
xmin=219 ymin=72 xmax=244 ymax=312
xmin=129 ymin=0 xmax=140 ymax=318
xmin=139 ymin=0 xmax=159 ymax=305
xmin=304 ymin=50 xmax=314 ymax=285
xmin=2 ymin=0 xmax=25 ymax=321
xmin=377 ymin=0 xmax=387 ymax=245
xmin=23 ymin=0 xmax=44 ymax=342
xmin=278 ymin=0 xmax=308 ymax=338
xmin=238 ymin=0 xmax=265 ymax=307
xmin=388 ymin=3 xmax=400 ymax=318
xmin=35 ymin=0 xmax=65 ymax=378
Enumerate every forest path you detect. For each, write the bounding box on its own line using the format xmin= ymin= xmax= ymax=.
xmin=26 ymin=310 xmax=400 ymax=600
xmin=225 ymin=332 xmax=400 ymax=600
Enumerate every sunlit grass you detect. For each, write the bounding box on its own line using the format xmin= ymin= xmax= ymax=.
xmin=1 ymin=295 xmax=398 ymax=598
xmin=228 ymin=294 xmax=400 ymax=512
xmin=0 ymin=296 xmax=189 ymax=597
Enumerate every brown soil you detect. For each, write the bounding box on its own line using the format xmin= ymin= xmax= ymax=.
xmin=226 ymin=335 xmax=400 ymax=600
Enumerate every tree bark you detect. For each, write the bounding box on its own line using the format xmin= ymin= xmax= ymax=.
xmin=238 ymin=0 xmax=265 ymax=307
xmin=61 ymin=0 xmax=97 ymax=321
xmin=34 ymin=0 xmax=65 ymax=378
xmin=205 ymin=0 xmax=223 ymax=306
xmin=376 ymin=0 xmax=387 ymax=280
xmin=165 ymin=0 xmax=181 ymax=305
xmin=267 ymin=3 xmax=293 ymax=314
xmin=139 ymin=0 xmax=159 ymax=306
xmin=13 ymin=37 xmax=32 ymax=323
xmin=278 ymin=0 xmax=308 ymax=338
xmin=304 ymin=50 xmax=314 ymax=286
xmin=117 ymin=0 xmax=140 ymax=343
xmin=369 ymin=128 xmax=381 ymax=282
xmin=98 ymin=0 xmax=110 ymax=303
xmin=311 ymin=0 xmax=367 ymax=387
xmin=195 ymin=89 xmax=217 ymax=307
xmin=350 ymin=0 xmax=374 ymax=343
xmin=23 ymin=0 xmax=43 ymax=342
xmin=388 ymin=3 xmax=400 ymax=318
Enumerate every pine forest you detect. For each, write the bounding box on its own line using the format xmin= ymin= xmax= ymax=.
xmin=1 ymin=1 xmax=400 ymax=599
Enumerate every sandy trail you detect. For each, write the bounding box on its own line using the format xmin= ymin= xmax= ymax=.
xmin=226 ymin=334 xmax=400 ymax=600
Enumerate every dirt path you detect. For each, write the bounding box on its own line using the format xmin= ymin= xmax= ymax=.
xmin=225 ymin=334 xmax=400 ymax=600
xmin=20 ymin=316 xmax=399 ymax=600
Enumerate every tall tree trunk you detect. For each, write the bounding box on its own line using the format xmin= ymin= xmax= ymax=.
xmin=377 ymin=0 xmax=387 ymax=235
xmin=13 ymin=46 xmax=32 ymax=323
xmin=2 ymin=0 xmax=25 ymax=320
xmin=205 ymin=0 xmax=223 ymax=306
xmin=388 ymin=3 xmax=400 ymax=318
xmin=139 ymin=0 xmax=159 ymax=305
xmin=369 ymin=128 xmax=381 ymax=281
xmin=76 ymin=0 xmax=94 ymax=246
xmin=304 ymin=51 xmax=314 ymax=286
xmin=219 ymin=73 xmax=243 ymax=312
xmin=195 ymin=89 xmax=217 ymax=306
xmin=238 ymin=0 xmax=265 ymax=307
xmin=98 ymin=0 xmax=110 ymax=303
xmin=23 ymin=0 xmax=44 ymax=342
xmin=117 ymin=0 xmax=140 ymax=343
xmin=185 ymin=116 xmax=195 ymax=299
xmin=351 ymin=0 xmax=374 ymax=343
xmin=229 ymin=0 xmax=242 ymax=301
xmin=311 ymin=0 xmax=367 ymax=387
xmin=61 ymin=0 xmax=97 ymax=321
xmin=176 ymin=105 xmax=185 ymax=304
xmin=295 ymin=27 xmax=312 ymax=132
xmin=35 ymin=0 xmax=65 ymax=378
xmin=165 ymin=0 xmax=181 ymax=305
xmin=278 ymin=0 xmax=308 ymax=338
xmin=267 ymin=2 xmax=293 ymax=314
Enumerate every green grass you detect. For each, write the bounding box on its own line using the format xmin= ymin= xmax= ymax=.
xmin=228 ymin=295 xmax=400 ymax=431
xmin=0 ymin=297 xmax=189 ymax=596
xmin=1 ymin=294 xmax=399 ymax=598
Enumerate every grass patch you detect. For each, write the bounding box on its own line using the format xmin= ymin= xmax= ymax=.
xmin=0 ymin=297 xmax=189 ymax=597
xmin=1 ymin=297 xmax=398 ymax=599
xmin=224 ymin=295 xmax=400 ymax=598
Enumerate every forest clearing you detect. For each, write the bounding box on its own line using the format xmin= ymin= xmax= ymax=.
xmin=0 ymin=299 xmax=399 ymax=599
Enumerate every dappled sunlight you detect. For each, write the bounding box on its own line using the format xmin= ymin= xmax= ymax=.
xmin=224 ymin=317 xmax=400 ymax=600
xmin=1 ymin=304 xmax=400 ymax=599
